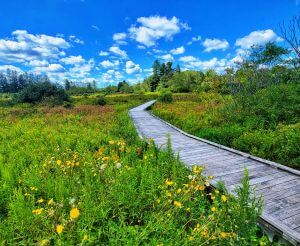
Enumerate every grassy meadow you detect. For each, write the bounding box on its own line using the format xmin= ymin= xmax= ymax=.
xmin=0 ymin=94 xmax=268 ymax=245
xmin=152 ymin=83 xmax=300 ymax=169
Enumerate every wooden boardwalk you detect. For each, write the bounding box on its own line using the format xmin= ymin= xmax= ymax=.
xmin=130 ymin=100 xmax=300 ymax=245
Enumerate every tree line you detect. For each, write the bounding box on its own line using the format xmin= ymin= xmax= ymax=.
xmin=0 ymin=70 xmax=50 ymax=93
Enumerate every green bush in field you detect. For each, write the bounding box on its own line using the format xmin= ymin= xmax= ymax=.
xmin=152 ymin=82 xmax=300 ymax=168
xmin=16 ymin=82 xmax=70 ymax=105
xmin=94 ymin=95 xmax=107 ymax=106
xmin=0 ymin=101 xmax=265 ymax=245
xmin=158 ymin=91 xmax=173 ymax=103
xmin=63 ymin=101 xmax=74 ymax=109
xmin=233 ymin=123 xmax=300 ymax=168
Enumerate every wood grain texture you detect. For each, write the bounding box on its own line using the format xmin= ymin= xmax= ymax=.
xmin=130 ymin=100 xmax=300 ymax=245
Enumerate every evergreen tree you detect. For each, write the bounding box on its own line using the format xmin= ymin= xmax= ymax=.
xmin=7 ymin=69 xmax=19 ymax=93
xmin=87 ymin=83 xmax=92 ymax=90
xmin=166 ymin=61 xmax=173 ymax=78
xmin=0 ymin=72 xmax=8 ymax=93
xmin=64 ymin=79 xmax=71 ymax=90
xmin=92 ymin=80 xmax=97 ymax=89
xmin=150 ymin=75 xmax=160 ymax=92
xmin=17 ymin=74 xmax=27 ymax=91
xmin=160 ymin=63 xmax=166 ymax=77
xmin=152 ymin=60 xmax=161 ymax=76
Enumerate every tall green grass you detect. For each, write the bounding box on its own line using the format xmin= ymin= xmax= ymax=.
xmin=0 ymin=101 xmax=266 ymax=245
xmin=152 ymin=84 xmax=300 ymax=169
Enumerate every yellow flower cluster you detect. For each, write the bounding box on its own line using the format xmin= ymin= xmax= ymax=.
xmin=158 ymin=165 xmax=236 ymax=243
xmin=29 ymin=194 xmax=81 ymax=237
xmin=32 ymin=208 xmax=44 ymax=215
xmin=70 ymin=207 xmax=80 ymax=220
xmin=173 ymin=201 xmax=182 ymax=208
xmin=108 ymin=139 xmax=126 ymax=152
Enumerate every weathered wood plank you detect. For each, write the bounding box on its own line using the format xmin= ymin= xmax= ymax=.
xmin=130 ymin=101 xmax=300 ymax=245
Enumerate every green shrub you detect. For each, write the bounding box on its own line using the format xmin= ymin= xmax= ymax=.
xmin=233 ymin=123 xmax=300 ymax=168
xmin=94 ymin=95 xmax=107 ymax=106
xmin=63 ymin=101 xmax=74 ymax=109
xmin=158 ymin=91 xmax=173 ymax=103
xmin=198 ymin=125 xmax=245 ymax=146
xmin=16 ymin=82 xmax=69 ymax=105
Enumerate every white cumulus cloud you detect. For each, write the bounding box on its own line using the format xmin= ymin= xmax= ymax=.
xmin=180 ymin=56 xmax=232 ymax=73
xmin=159 ymin=54 xmax=174 ymax=62
xmin=170 ymin=46 xmax=185 ymax=55
xmin=179 ymin=56 xmax=198 ymax=62
xmin=99 ymin=51 xmax=109 ymax=56
xmin=129 ymin=15 xmax=189 ymax=47
xmin=60 ymin=55 xmax=85 ymax=65
xmin=202 ymin=38 xmax=229 ymax=52
xmin=100 ymin=60 xmax=120 ymax=69
xmin=0 ymin=65 xmax=23 ymax=73
xmin=32 ymin=63 xmax=65 ymax=74
xmin=109 ymin=46 xmax=128 ymax=59
xmin=235 ymin=29 xmax=283 ymax=49
xmin=28 ymin=60 xmax=49 ymax=67
xmin=187 ymin=35 xmax=201 ymax=45
xmin=0 ymin=30 xmax=70 ymax=63
xmin=113 ymin=32 xmax=127 ymax=41
xmin=125 ymin=60 xmax=141 ymax=74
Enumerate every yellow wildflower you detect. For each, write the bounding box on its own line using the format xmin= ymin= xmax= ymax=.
xmin=211 ymin=195 xmax=215 ymax=200
xmin=41 ymin=239 xmax=48 ymax=246
xmin=197 ymin=185 xmax=205 ymax=191
xmin=174 ymin=201 xmax=183 ymax=208
xmin=102 ymin=156 xmax=109 ymax=161
xmin=215 ymin=189 xmax=219 ymax=194
xmin=189 ymin=236 xmax=194 ymax=241
xmin=211 ymin=206 xmax=216 ymax=212
xmin=83 ymin=235 xmax=88 ymax=241
xmin=186 ymin=207 xmax=191 ymax=213
xmin=48 ymin=198 xmax=54 ymax=205
xmin=30 ymin=186 xmax=38 ymax=191
xmin=109 ymin=140 xmax=115 ymax=145
xmin=259 ymin=240 xmax=267 ymax=246
xmin=56 ymin=160 xmax=62 ymax=165
xmin=201 ymin=229 xmax=208 ymax=237
xmin=70 ymin=207 xmax=80 ymax=219
xmin=32 ymin=208 xmax=44 ymax=215
xmin=37 ymin=198 xmax=44 ymax=203
xmin=193 ymin=226 xmax=199 ymax=234
xmin=165 ymin=179 xmax=174 ymax=186
xmin=56 ymin=224 xmax=64 ymax=235
xmin=176 ymin=188 xmax=182 ymax=194
xmin=221 ymin=195 xmax=227 ymax=202
xmin=192 ymin=166 xmax=202 ymax=174
xmin=220 ymin=232 xmax=228 ymax=238
xmin=166 ymin=191 xmax=172 ymax=197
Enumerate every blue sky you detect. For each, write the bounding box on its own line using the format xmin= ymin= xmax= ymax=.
xmin=0 ymin=0 xmax=299 ymax=86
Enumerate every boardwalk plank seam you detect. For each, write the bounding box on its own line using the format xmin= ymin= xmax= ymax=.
xmin=129 ymin=100 xmax=300 ymax=245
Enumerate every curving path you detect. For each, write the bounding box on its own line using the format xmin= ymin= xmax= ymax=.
xmin=130 ymin=100 xmax=300 ymax=245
